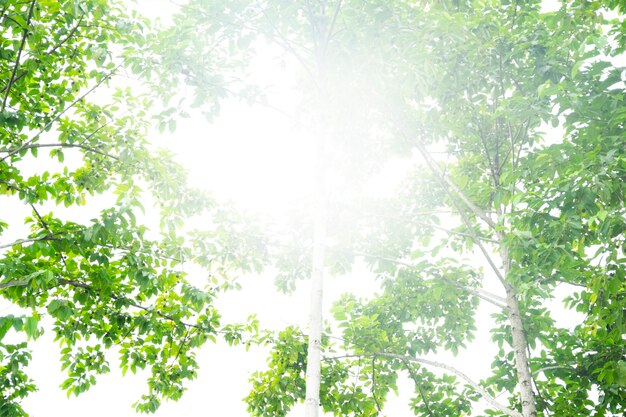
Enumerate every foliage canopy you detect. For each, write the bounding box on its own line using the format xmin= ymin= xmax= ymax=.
xmin=0 ymin=1 xmax=263 ymax=415
xmin=2 ymin=0 xmax=626 ymax=417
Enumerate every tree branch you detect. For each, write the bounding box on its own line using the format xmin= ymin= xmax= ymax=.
xmin=420 ymin=221 xmax=499 ymax=243
xmin=0 ymin=275 xmax=220 ymax=335
xmin=1 ymin=63 xmax=122 ymax=163
xmin=325 ymin=352 xmax=522 ymax=417
xmin=47 ymin=15 xmax=84 ymax=56
xmin=0 ymin=280 xmax=30 ymax=290
xmin=415 ymin=141 xmax=496 ymax=229
xmin=0 ymin=142 xmax=120 ymax=160
xmin=324 ymin=0 xmax=343 ymax=50
xmin=1 ymin=0 xmax=36 ymax=113
xmin=373 ymin=213 xmax=499 ymax=244
xmin=0 ymin=235 xmax=61 ymax=251
xmin=260 ymin=7 xmax=317 ymax=83
xmin=532 ymin=365 xmax=575 ymax=376
xmin=400 ymin=357 xmax=435 ymax=417
xmin=0 ymin=70 xmax=28 ymax=96
xmin=347 ymin=250 xmax=507 ymax=309
xmin=415 ymin=141 xmax=507 ymax=286
xmin=371 ymin=355 xmax=384 ymax=415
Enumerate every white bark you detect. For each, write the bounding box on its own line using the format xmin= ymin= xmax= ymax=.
xmin=505 ymin=284 xmax=537 ymax=417
xmin=304 ymin=211 xmax=325 ymax=417
xmin=304 ymin=137 xmax=326 ymax=417
xmin=501 ymin=248 xmax=537 ymax=417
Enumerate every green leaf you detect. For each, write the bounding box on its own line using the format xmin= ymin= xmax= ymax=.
xmin=24 ymin=316 xmax=39 ymax=340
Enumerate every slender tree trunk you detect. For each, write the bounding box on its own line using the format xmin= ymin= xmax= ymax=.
xmin=501 ymin=248 xmax=537 ymax=417
xmin=304 ymin=138 xmax=326 ymax=417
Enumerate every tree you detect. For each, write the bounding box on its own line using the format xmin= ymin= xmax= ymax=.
xmin=3 ymin=0 xmax=626 ymax=416
xmin=182 ymin=1 xmax=624 ymax=416
xmin=0 ymin=1 xmax=264 ymax=415
xmin=139 ymin=3 xmax=413 ymax=416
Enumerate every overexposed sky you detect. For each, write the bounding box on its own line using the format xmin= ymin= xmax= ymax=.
xmin=14 ymin=2 xmax=394 ymax=415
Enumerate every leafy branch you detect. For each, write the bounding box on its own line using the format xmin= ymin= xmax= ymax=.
xmin=347 ymin=250 xmax=507 ymax=309
xmin=0 ymin=276 xmax=219 ymax=335
xmin=1 ymin=0 xmax=36 ymax=113
xmin=371 ymin=355 xmax=384 ymax=415
xmin=325 ymin=352 xmax=523 ymax=417
xmin=47 ymin=14 xmax=85 ymax=56
xmin=400 ymin=357 xmax=435 ymax=417
xmin=0 ymin=142 xmax=120 ymax=160
xmin=415 ymin=141 xmax=506 ymax=286
xmin=0 ymin=63 xmax=122 ymax=163
xmin=415 ymin=141 xmax=497 ymax=229
xmin=0 ymin=235 xmax=62 ymax=251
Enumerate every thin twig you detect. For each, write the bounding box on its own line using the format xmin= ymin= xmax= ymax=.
xmin=29 ymin=203 xmax=71 ymax=272
xmin=0 ymin=70 xmax=28 ymax=96
xmin=375 ymin=212 xmax=499 ymax=244
xmin=47 ymin=15 xmax=84 ymax=55
xmin=532 ymin=365 xmax=575 ymax=376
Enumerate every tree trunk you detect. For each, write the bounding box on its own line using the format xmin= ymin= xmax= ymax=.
xmin=304 ymin=139 xmax=326 ymax=417
xmin=501 ymin=249 xmax=537 ymax=417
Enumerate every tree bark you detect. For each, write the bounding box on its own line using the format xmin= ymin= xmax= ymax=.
xmin=502 ymin=248 xmax=537 ymax=417
xmin=304 ymin=213 xmax=325 ymax=416
xmin=304 ymin=136 xmax=326 ymax=417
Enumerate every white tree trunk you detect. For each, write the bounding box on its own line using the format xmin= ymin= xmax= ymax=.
xmin=505 ymin=284 xmax=537 ymax=417
xmin=304 ymin=210 xmax=325 ymax=417
xmin=501 ymin=249 xmax=537 ymax=417
xmin=304 ymin=136 xmax=326 ymax=417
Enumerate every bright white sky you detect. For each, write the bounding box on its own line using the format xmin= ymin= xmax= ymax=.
xmin=14 ymin=1 xmax=410 ymax=415
xmin=6 ymin=0 xmax=582 ymax=416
